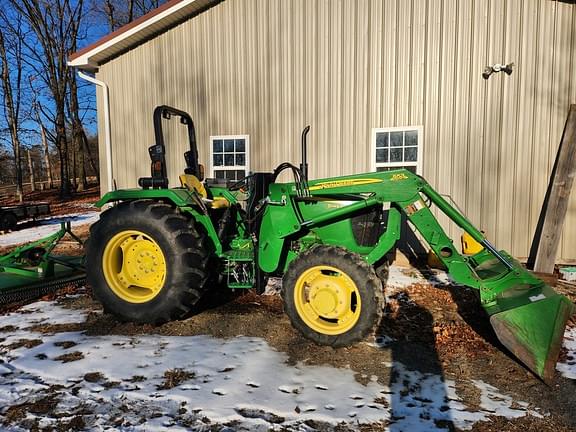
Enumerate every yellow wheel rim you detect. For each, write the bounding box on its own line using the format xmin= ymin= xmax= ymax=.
xmin=102 ymin=230 xmax=167 ymax=303
xmin=294 ymin=265 xmax=361 ymax=335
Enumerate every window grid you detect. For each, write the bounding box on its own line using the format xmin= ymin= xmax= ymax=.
xmin=210 ymin=135 xmax=250 ymax=181
xmin=371 ymin=126 xmax=423 ymax=175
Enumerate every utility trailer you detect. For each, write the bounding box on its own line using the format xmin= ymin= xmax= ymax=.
xmin=0 ymin=203 xmax=51 ymax=233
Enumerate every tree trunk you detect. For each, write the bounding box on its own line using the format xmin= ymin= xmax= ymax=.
xmin=27 ymin=149 xmax=36 ymax=192
xmin=0 ymin=29 xmax=23 ymax=202
xmin=12 ymin=142 xmax=23 ymax=202
xmin=82 ymin=129 xmax=98 ymax=183
xmin=56 ymin=108 xmax=72 ymax=198
xmin=40 ymin=124 xmax=54 ymax=188
xmin=68 ymin=72 xmax=89 ymax=189
xmin=105 ymin=0 xmax=117 ymax=31
xmin=71 ymin=136 xmax=77 ymax=190
xmin=77 ymin=144 xmax=86 ymax=191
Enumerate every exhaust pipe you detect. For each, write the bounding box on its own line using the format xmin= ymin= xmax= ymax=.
xmin=300 ymin=125 xmax=311 ymax=182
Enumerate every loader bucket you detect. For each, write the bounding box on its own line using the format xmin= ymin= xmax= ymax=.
xmin=486 ymin=283 xmax=575 ymax=383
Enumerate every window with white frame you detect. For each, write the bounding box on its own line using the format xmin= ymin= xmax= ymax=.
xmin=210 ymin=135 xmax=250 ymax=181
xmin=371 ymin=126 xmax=422 ymax=174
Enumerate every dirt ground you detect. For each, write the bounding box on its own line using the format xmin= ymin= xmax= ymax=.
xmin=1 ymin=274 xmax=574 ymax=431
xmin=0 ymin=185 xmax=100 ymax=217
xmin=1 ymin=190 xmax=575 ymax=431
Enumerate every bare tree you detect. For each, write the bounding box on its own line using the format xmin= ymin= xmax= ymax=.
xmin=27 ymin=148 xmax=36 ymax=191
xmin=97 ymin=0 xmax=164 ymax=32
xmin=32 ymin=101 xmax=54 ymax=189
xmin=67 ymin=1 xmax=100 ymax=191
xmin=0 ymin=146 xmax=15 ymax=184
xmin=8 ymin=0 xmax=86 ymax=198
xmin=0 ymin=24 xmax=25 ymax=202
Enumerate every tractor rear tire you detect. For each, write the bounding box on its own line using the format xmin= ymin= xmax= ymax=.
xmin=86 ymin=200 xmax=211 ymax=324
xmin=282 ymin=245 xmax=384 ymax=347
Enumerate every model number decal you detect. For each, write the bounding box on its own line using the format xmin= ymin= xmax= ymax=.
xmin=390 ymin=173 xmax=409 ymax=181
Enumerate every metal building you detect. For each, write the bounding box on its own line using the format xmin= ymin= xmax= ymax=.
xmin=69 ymin=0 xmax=576 ymax=262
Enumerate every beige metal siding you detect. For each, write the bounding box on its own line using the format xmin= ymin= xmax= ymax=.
xmin=95 ymin=0 xmax=576 ymax=262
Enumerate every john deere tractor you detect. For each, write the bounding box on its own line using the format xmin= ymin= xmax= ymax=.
xmin=86 ymin=106 xmax=574 ymax=382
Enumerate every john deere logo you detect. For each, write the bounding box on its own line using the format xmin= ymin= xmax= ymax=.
xmin=309 ymin=178 xmax=382 ymax=191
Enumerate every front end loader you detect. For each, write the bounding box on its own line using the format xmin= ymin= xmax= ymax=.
xmin=86 ymin=106 xmax=574 ymax=382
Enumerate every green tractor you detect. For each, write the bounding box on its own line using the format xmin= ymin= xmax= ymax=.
xmin=86 ymin=106 xmax=574 ymax=382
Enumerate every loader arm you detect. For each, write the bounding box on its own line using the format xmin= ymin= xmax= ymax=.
xmin=261 ymin=169 xmax=521 ymax=288
xmin=258 ymin=168 xmax=574 ymax=382
xmin=259 ymin=169 xmax=485 ymax=284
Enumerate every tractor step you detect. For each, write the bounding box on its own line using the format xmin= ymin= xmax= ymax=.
xmin=223 ymin=249 xmax=253 ymax=262
xmin=223 ymin=249 xmax=254 ymax=289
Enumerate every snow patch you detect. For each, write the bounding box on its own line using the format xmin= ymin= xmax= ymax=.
xmin=0 ymin=301 xmax=88 ymax=329
xmin=0 ymin=211 xmax=100 ymax=247
xmin=0 ymin=300 xmax=545 ymax=430
xmin=386 ymin=265 xmax=453 ymax=290
xmin=386 ymin=364 xmax=543 ymax=431
xmin=557 ymin=325 xmax=576 ymax=379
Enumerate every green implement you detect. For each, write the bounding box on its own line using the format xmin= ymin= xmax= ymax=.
xmin=0 ymin=222 xmax=86 ymax=305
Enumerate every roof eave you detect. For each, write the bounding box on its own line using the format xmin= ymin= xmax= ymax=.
xmin=67 ymin=0 xmax=219 ymax=70
xmin=68 ymin=57 xmax=99 ymax=72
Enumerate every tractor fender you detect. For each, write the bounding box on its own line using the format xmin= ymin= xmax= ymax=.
xmin=95 ymin=188 xmax=198 ymax=208
xmin=95 ymin=188 xmax=224 ymax=256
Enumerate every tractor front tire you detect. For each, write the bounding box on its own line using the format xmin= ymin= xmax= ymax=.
xmin=86 ymin=200 xmax=211 ymax=324
xmin=282 ymin=245 xmax=384 ymax=347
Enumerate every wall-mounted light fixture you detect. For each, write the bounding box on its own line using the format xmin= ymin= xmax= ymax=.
xmin=482 ymin=63 xmax=514 ymax=80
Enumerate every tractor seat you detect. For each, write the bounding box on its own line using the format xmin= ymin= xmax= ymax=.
xmin=179 ymin=174 xmax=230 ymax=209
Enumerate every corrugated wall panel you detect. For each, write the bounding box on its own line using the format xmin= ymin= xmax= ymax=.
xmin=381 ymin=0 xmax=397 ymax=127
xmin=451 ymin=0 xmax=473 ymax=234
xmin=465 ymin=0 xmax=488 ymax=237
xmin=95 ymin=0 xmax=576 ymax=262
xmin=530 ymin=1 xmax=556 ymax=260
xmin=511 ymin=0 xmax=535 ymax=257
xmin=552 ymin=1 xmax=574 ymax=259
xmin=563 ymin=5 xmax=576 ymax=261
xmin=497 ymin=0 xmax=521 ymax=252
xmin=481 ymin=0 xmax=504 ymax=242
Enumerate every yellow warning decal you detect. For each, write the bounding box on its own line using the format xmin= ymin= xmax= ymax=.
xmin=404 ymin=199 xmax=426 ymax=216
xmin=308 ymin=178 xmax=383 ymax=191
xmin=390 ymin=173 xmax=409 ymax=181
